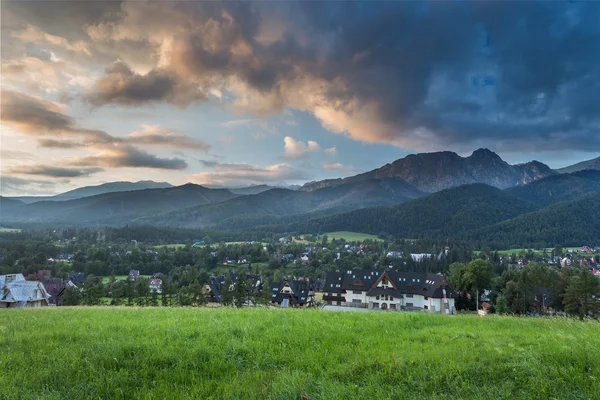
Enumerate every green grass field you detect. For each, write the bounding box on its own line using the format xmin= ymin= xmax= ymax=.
xmin=1 ymin=308 xmax=599 ymax=399
xmin=325 ymin=231 xmax=382 ymax=242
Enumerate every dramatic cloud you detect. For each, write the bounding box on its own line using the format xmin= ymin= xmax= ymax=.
xmin=191 ymin=160 xmax=308 ymax=186
xmin=7 ymin=165 xmax=103 ymax=178
xmin=1 ymin=89 xmax=115 ymax=146
xmin=85 ymin=60 xmax=207 ymax=107
xmin=65 ymin=1 xmax=600 ymax=152
xmin=11 ymin=24 xmax=92 ymax=56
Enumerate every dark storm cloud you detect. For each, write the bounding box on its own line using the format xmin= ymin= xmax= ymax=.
xmin=6 ymin=1 xmax=600 ymax=152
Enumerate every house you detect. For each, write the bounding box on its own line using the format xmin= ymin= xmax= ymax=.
xmin=322 ymin=270 xmax=456 ymax=313
xmin=204 ymin=273 xmax=264 ymax=304
xmin=68 ymin=272 xmax=86 ymax=287
xmin=410 ymin=253 xmax=432 ymax=262
xmin=149 ymin=279 xmax=162 ymax=294
xmin=42 ymin=279 xmax=73 ymax=306
xmin=1 ymin=274 xmax=51 ymax=308
xmin=386 ymin=251 xmax=403 ymax=258
xmin=270 ymin=279 xmax=315 ymax=307
xmin=128 ymin=270 xmax=140 ymax=282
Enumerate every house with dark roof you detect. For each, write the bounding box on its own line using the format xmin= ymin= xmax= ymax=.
xmin=68 ymin=272 xmax=86 ymax=287
xmin=1 ymin=274 xmax=51 ymax=308
xmin=204 ymin=273 xmax=264 ymax=304
xmin=270 ymin=279 xmax=315 ymax=307
xmin=322 ymin=270 xmax=456 ymax=313
xmin=42 ymin=279 xmax=73 ymax=306
xmin=128 ymin=269 xmax=140 ymax=282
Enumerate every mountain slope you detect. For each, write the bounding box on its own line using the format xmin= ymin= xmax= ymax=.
xmin=284 ymin=183 xmax=540 ymax=238
xmin=229 ymin=185 xmax=279 ymax=195
xmin=1 ymin=184 xmax=237 ymax=225
xmin=556 ymin=156 xmax=600 ymax=174
xmin=505 ymin=170 xmax=600 ymax=207
xmin=301 ymin=148 xmax=555 ymax=192
xmin=473 ymin=194 xmax=600 ymax=247
xmin=9 ymin=180 xmax=174 ymax=204
xmin=0 ymin=196 xmax=25 ymax=215
xmin=143 ymin=178 xmax=426 ymax=227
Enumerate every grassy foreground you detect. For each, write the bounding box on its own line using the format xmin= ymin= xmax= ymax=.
xmin=1 ymin=308 xmax=599 ymax=400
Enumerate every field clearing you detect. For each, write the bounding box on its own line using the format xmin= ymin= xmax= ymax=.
xmin=102 ymin=275 xmax=151 ymax=284
xmin=325 ymin=231 xmax=382 ymax=242
xmin=0 ymin=227 xmax=21 ymax=232
xmin=2 ymin=308 xmax=599 ymax=399
xmin=477 ymin=246 xmax=592 ymax=256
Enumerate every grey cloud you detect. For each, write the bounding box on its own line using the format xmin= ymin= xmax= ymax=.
xmin=189 ymin=162 xmax=309 ymax=186
xmin=8 ymin=165 xmax=103 ymax=178
xmin=68 ymin=144 xmax=187 ymax=170
xmin=85 ymin=60 xmax=207 ymax=107
xmin=0 ymin=176 xmax=60 ymax=196
xmin=2 ymin=90 xmax=207 ymax=161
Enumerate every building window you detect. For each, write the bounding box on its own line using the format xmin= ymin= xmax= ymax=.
xmin=424 ymin=296 xmax=429 ymax=300
xmin=406 ymin=303 xmax=414 ymax=307
xmin=424 ymin=305 xmax=428 ymax=310
xmin=406 ymin=294 xmax=413 ymax=298
xmin=353 ymin=290 xmax=362 ymax=294
xmin=390 ymin=296 xmax=394 ymax=301
xmin=373 ymin=303 xmax=379 ymax=308
xmin=352 ymin=299 xmax=362 ymax=303
xmin=376 ymin=295 xmax=380 ymax=300
xmin=390 ymin=304 xmax=396 ymax=310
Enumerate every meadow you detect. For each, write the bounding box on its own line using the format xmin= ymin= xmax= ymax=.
xmin=1 ymin=308 xmax=599 ymax=399
xmin=324 ymin=231 xmax=382 ymax=242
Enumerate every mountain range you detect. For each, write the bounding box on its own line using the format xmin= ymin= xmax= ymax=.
xmin=1 ymin=149 xmax=599 ymax=246
xmin=9 ymin=181 xmax=174 ymax=204
xmin=301 ymin=148 xmax=555 ymax=192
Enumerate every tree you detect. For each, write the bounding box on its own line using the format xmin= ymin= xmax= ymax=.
xmin=564 ymin=269 xmax=600 ymax=320
xmin=134 ymin=277 xmax=150 ymax=306
xmin=234 ymin=273 xmax=247 ymax=308
xmin=495 ymin=294 xmax=508 ymax=314
xmin=222 ymin=274 xmax=233 ymax=306
xmin=61 ymin=286 xmax=82 ymax=306
xmin=463 ymin=259 xmax=494 ymax=311
xmin=82 ymin=275 xmax=103 ymax=305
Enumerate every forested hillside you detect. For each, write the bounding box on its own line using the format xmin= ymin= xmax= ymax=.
xmin=506 ymin=170 xmax=600 ymax=206
xmin=142 ymin=178 xmax=425 ymax=227
xmin=284 ymin=184 xmax=540 ymax=239
xmin=471 ymin=194 xmax=600 ymax=248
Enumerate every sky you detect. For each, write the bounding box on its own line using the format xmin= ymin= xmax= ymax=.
xmin=1 ymin=1 xmax=599 ymax=196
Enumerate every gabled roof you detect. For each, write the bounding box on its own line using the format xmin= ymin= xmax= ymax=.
xmin=1 ymin=280 xmax=50 ymax=303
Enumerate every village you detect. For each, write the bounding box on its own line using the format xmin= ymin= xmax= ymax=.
xmin=2 ymin=237 xmax=599 ymax=315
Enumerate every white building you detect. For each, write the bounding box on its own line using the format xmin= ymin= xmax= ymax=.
xmin=322 ymin=270 xmax=456 ymax=313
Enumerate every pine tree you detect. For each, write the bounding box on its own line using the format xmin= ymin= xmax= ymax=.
xmin=564 ymin=269 xmax=600 ymax=320
xmin=234 ymin=273 xmax=247 ymax=308
xmin=222 ymin=274 xmax=233 ymax=306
